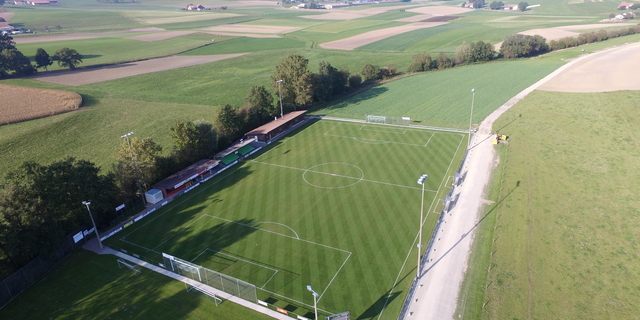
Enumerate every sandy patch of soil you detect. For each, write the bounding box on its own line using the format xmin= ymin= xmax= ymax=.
xmin=204 ymin=32 xmax=281 ymax=38
xmin=200 ymin=24 xmax=301 ymax=34
xmin=13 ymin=28 xmax=165 ymax=44
xmin=395 ymin=14 xmax=433 ymax=22
xmin=30 ymin=54 xmax=247 ymax=86
xmin=0 ymin=84 xmax=82 ymax=125
xmin=202 ymin=1 xmax=276 ymax=7
xmin=319 ymin=22 xmax=446 ymax=50
xmin=126 ymin=30 xmax=198 ymax=42
xmin=407 ymin=5 xmax=472 ymax=15
xmin=538 ymin=42 xmax=640 ymax=92
xmin=0 ymin=11 xmax=15 ymax=22
xmin=302 ymin=4 xmax=421 ymax=20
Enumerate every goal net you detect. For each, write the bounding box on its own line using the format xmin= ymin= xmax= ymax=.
xmin=366 ymin=115 xmax=411 ymax=126
xmin=186 ymin=283 xmax=222 ymax=306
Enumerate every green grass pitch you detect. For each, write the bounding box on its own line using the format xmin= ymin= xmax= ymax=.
xmin=107 ymin=119 xmax=467 ymax=319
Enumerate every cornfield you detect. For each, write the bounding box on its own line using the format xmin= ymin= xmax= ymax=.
xmin=0 ymin=84 xmax=82 ymax=125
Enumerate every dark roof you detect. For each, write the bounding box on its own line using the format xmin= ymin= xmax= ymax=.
xmin=246 ymin=110 xmax=307 ymax=136
xmin=152 ymin=159 xmax=219 ymax=190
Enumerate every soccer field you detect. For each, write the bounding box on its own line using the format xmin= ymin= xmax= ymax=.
xmin=107 ymin=119 xmax=466 ymax=319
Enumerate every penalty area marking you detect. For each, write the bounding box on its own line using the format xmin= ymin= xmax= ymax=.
xmin=192 ymin=248 xmax=280 ymax=289
xmin=258 ymin=221 xmax=300 ymax=239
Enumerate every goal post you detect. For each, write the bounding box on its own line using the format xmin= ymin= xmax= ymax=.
xmin=186 ymin=283 xmax=223 ymax=306
xmin=366 ymin=115 xmax=386 ymax=124
xmin=117 ymin=258 xmax=141 ymax=276
xmin=366 ymin=115 xmax=411 ymax=126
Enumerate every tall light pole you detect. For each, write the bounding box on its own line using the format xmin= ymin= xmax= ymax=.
xmin=416 ymin=174 xmax=428 ymax=279
xmin=276 ymin=80 xmax=284 ymax=119
xmin=306 ymin=285 xmax=319 ymax=320
xmin=469 ymin=88 xmax=476 ymax=148
xmin=82 ymin=201 xmax=103 ymax=250
xmin=121 ymin=132 xmax=146 ymax=205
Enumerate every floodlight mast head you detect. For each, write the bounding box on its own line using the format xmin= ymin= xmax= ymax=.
xmin=82 ymin=201 xmax=91 ymax=206
xmin=417 ymin=174 xmax=428 ymax=185
xmin=276 ymin=80 xmax=283 ymax=83
xmin=121 ymin=132 xmax=134 ymax=139
xmin=471 ymin=88 xmax=475 ymax=93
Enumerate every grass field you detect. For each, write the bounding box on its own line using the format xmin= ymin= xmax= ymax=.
xmin=0 ymin=250 xmax=274 ymax=320
xmin=456 ymin=90 xmax=640 ymax=319
xmin=311 ymin=59 xmax=566 ymax=128
xmin=107 ymin=119 xmax=467 ymax=319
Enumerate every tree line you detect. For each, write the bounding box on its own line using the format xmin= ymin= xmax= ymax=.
xmin=0 ymin=34 xmax=83 ymax=79
xmin=407 ymin=22 xmax=640 ymax=74
xmin=0 ymin=53 xmax=391 ymax=275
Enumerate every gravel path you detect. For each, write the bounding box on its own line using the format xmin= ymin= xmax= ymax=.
xmin=403 ymin=42 xmax=640 ymax=320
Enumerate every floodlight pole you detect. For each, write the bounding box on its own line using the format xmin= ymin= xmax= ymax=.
xmin=469 ymin=89 xmax=475 ymax=148
xmin=121 ymin=132 xmax=146 ymax=205
xmin=307 ymin=285 xmax=319 ymax=320
xmin=416 ymin=174 xmax=428 ymax=279
xmin=82 ymin=201 xmax=103 ymax=250
xmin=276 ymin=80 xmax=284 ymax=119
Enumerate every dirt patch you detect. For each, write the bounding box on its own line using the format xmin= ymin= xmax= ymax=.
xmin=203 ymin=32 xmax=281 ymax=38
xmin=199 ymin=24 xmax=301 ymax=34
xmin=13 ymin=28 xmax=165 ymax=44
xmin=395 ymin=14 xmax=433 ymax=22
xmin=30 ymin=54 xmax=248 ymax=86
xmin=538 ymin=42 xmax=640 ymax=92
xmin=319 ymin=22 xmax=446 ymax=50
xmin=407 ymin=5 xmax=472 ymax=15
xmin=0 ymin=84 xmax=82 ymax=125
xmin=0 ymin=11 xmax=15 ymax=22
xmin=302 ymin=4 xmax=421 ymax=20
xmin=421 ymin=15 xmax=461 ymax=22
xmin=126 ymin=30 xmax=198 ymax=42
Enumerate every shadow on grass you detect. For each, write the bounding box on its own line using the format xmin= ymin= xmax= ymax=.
xmin=422 ymin=181 xmax=520 ymax=277
xmin=315 ymin=86 xmax=389 ymax=113
xmin=356 ymin=266 xmax=414 ymax=320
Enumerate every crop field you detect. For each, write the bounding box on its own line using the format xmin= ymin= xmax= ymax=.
xmin=183 ymin=37 xmax=307 ymax=54
xmin=311 ymin=59 xmax=565 ymax=128
xmin=356 ymin=23 xmax=473 ymax=52
xmin=107 ymin=119 xmax=467 ymax=319
xmin=0 ymin=250 xmax=274 ymax=320
xmin=305 ymin=19 xmax=399 ymax=34
xmin=119 ymin=10 xmax=242 ymax=26
xmin=456 ymin=90 xmax=640 ymax=319
xmin=0 ymin=84 xmax=82 ymax=125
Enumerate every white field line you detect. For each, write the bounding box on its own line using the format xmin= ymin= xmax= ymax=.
xmin=377 ymin=133 xmax=465 ymax=320
xmin=423 ymin=132 xmax=436 ymax=147
xmin=261 ymin=270 xmax=279 ymax=289
xmin=251 ymin=160 xmax=437 ymax=192
xmin=151 ymin=215 xmax=208 ymax=251
xmin=260 ymin=288 xmax=334 ymax=315
xmin=358 ymin=126 xmax=410 ymax=135
xmin=204 ymin=214 xmax=352 ymax=254
xmin=200 ymin=248 xmax=280 ymax=272
xmin=258 ymin=221 xmax=300 ymax=239
xmin=318 ymin=252 xmax=352 ymax=302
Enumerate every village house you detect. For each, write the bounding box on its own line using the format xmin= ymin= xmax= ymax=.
xmin=618 ymin=2 xmax=635 ymax=9
xmin=187 ymin=4 xmax=206 ymax=11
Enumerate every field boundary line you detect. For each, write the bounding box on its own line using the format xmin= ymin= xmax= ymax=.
xmin=313 ymin=116 xmax=469 ymax=133
xmin=377 ymin=133 xmax=465 ymax=320
xmin=251 ymin=160 xmax=437 ymax=192
xmin=317 ymin=252 xmax=352 ymax=303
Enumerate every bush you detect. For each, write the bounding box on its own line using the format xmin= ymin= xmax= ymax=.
xmin=348 ymin=74 xmax=362 ymax=89
xmin=361 ymin=64 xmax=380 ymax=81
xmin=500 ymin=34 xmax=548 ymax=59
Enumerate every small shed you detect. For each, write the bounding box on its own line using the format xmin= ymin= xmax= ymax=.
xmin=246 ymin=111 xmax=307 ymax=143
xmin=151 ymin=159 xmax=219 ymax=198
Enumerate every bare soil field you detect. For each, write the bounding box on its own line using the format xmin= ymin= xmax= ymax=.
xmin=0 ymin=11 xmax=15 ymax=22
xmin=319 ymin=22 xmax=446 ymax=50
xmin=0 ymin=84 xmax=82 ymax=125
xmin=126 ymin=30 xmax=198 ymax=42
xmin=203 ymin=32 xmax=280 ymax=38
xmin=30 ymin=54 xmax=248 ymax=86
xmin=199 ymin=24 xmax=301 ymax=34
xmin=538 ymin=41 xmax=640 ymax=92
xmin=13 ymin=28 xmax=165 ymax=44
xmin=407 ymin=5 xmax=472 ymax=15
xmin=301 ymin=4 xmax=421 ymax=20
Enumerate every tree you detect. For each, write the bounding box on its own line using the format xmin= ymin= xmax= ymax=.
xmin=0 ymin=49 xmax=37 ymax=78
xmin=34 ymin=48 xmax=53 ymax=71
xmin=52 ymin=47 xmax=83 ymax=70
xmin=489 ymin=1 xmax=504 ymax=9
xmin=500 ymin=34 xmax=548 ymax=59
xmin=348 ymin=74 xmax=362 ymax=89
xmin=461 ymin=1 xmax=466 ymax=7
xmin=407 ymin=53 xmax=432 ymax=72
xmin=114 ymin=137 xmax=162 ymax=199
xmin=271 ymin=55 xmax=313 ymax=110
xmin=436 ymin=52 xmax=453 ymax=69
xmin=455 ymin=42 xmax=473 ymax=64
xmin=216 ymin=104 xmax=242 ymax=147
xmin=0 ymin=33 xmax=14 ymax=51
xmin=170 ymin=121 xmax=216 ymax=167
xmin=518 ymin=1 xmax=528 ymax=11
xmin=245 ymin=85 xmax=276 ymax=124
xmin=361 ymin=64 xmax=380 ymax=81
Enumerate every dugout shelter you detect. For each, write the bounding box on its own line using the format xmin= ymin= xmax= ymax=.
xmin=246 ymin=110 xmax=306 ymax=143
xmin=151 ymin=159 xmax=219 ymax=198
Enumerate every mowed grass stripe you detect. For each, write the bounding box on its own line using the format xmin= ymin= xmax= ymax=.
xmin=106 ymin=119 xmax=464 ymax=317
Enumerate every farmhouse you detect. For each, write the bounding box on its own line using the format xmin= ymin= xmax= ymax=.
xmin=505 ymin=4 xmax=519 ymax=10
xmin=245 ymin=110 xmax=307 ymax=143
xmin=463 ymin=2 xmax=474 ymax=8
xmin=28 ymin=0 xmax=56 ymax=4
xmin=13 ymin=0 xmax=26 ymax=4
xmin=187 ymin=4 xmax=206 ymax=11
xmin=0 ymin=22 xmax=14 ymax=32
xmin=618 ymin=2 xmax=635 ymax=9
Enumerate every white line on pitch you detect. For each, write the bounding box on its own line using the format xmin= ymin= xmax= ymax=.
xmin=318 ymin=252 xmax=352 ymax=303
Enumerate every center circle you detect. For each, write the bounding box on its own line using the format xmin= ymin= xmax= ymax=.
xmin=303 ymin=163 xmax=364 ymax=189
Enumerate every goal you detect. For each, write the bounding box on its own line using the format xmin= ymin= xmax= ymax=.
xmin=186 ymin=283 xmax=223 ymax=306
xmin=366 ymin=115 xmax=386 ymax=124
xmin=366 ymin=115 xmax=411 ymax=126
